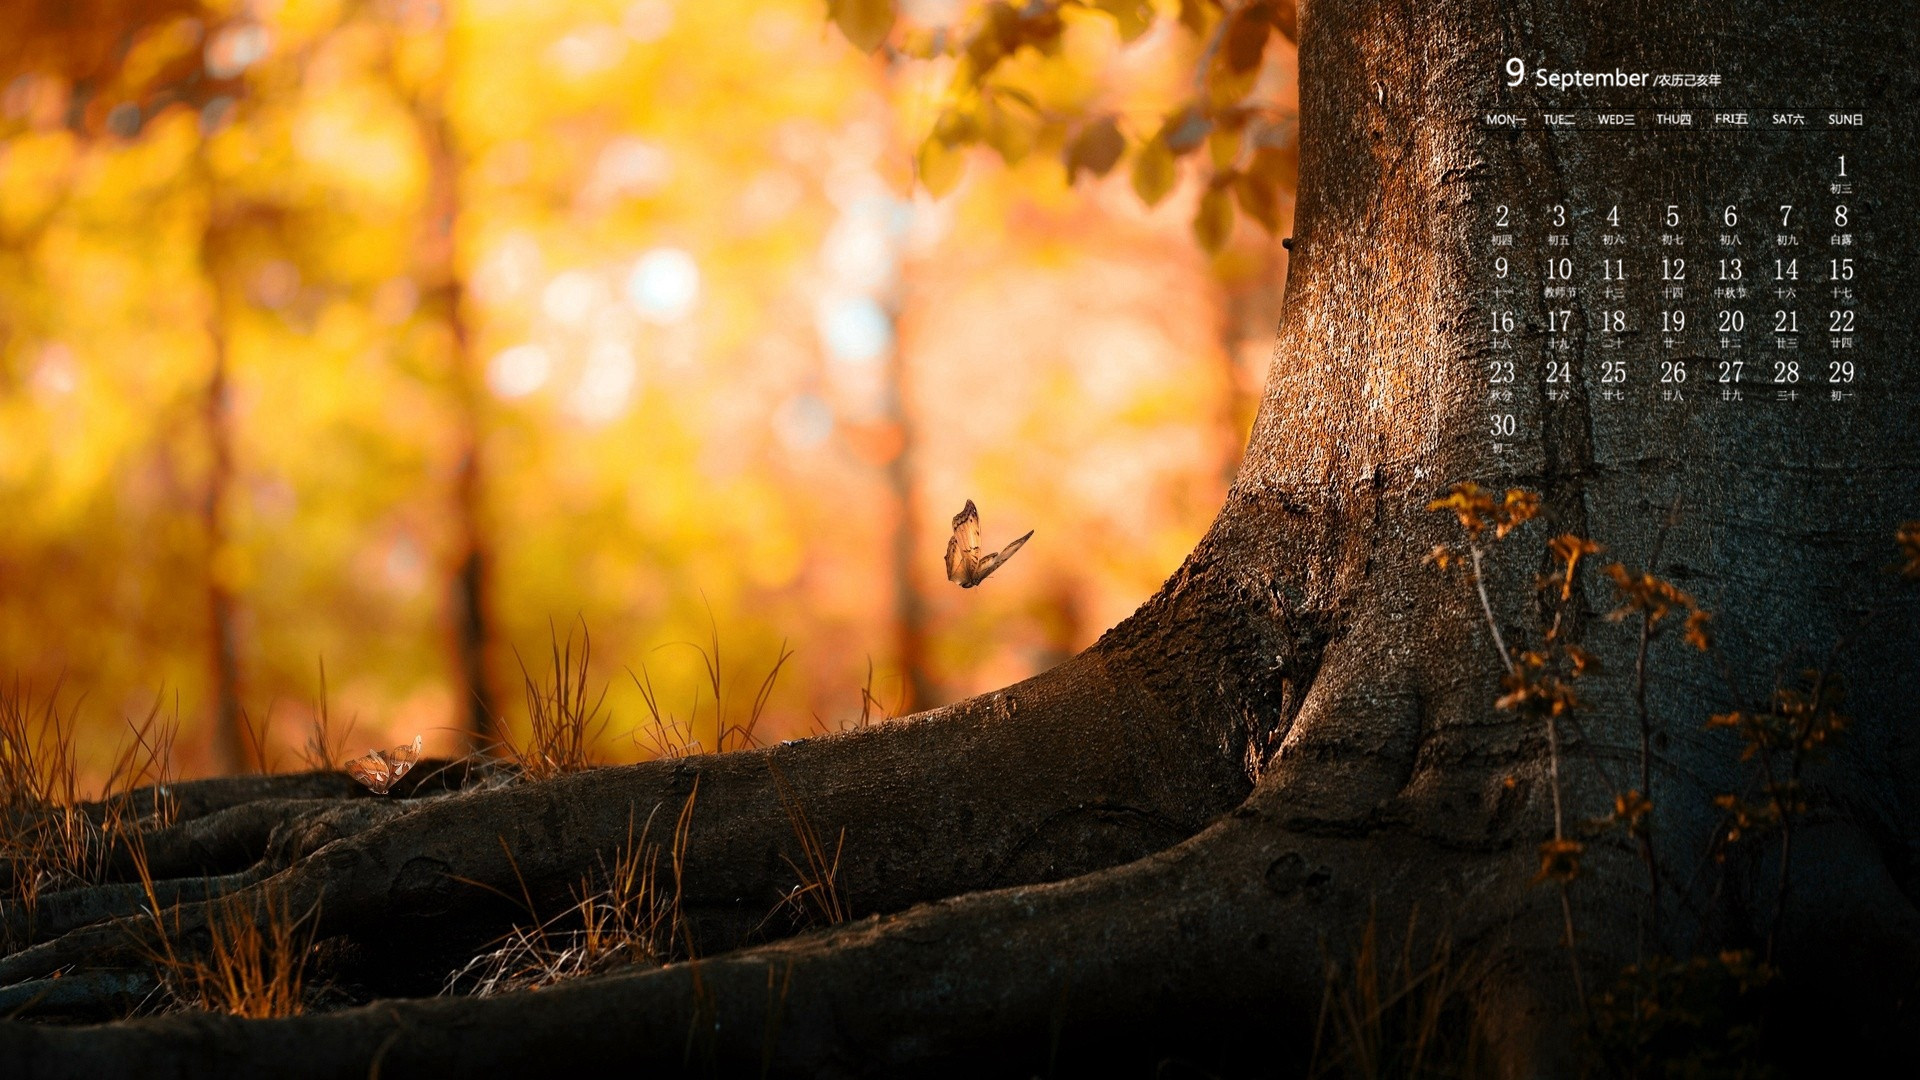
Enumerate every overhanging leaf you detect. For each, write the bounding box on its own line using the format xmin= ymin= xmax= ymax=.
xmin=1247 ymin=144 xmax=1297 ymax=192
xmin=932 ymin=105 xmax=978 ymax=148
xmin=1065 ymin=117 xmax=1126 ymax=181
xmin=1194 ymin=185 xmax=1234 ymax=252
xmin=1206 ymin=60 xmax=1259 ymax=108
xmin=1161 ymin=105 xmax=1210 ymax=156
xmin=1207 ymin=126 xmax=1241 ymax=171
xmin=828 ymin=0 xmax=896 ymax=54
xmin=1270 ymin=0 xmax=1299 ymax=43
xmin=1094 ymin=0 xmax=1156 ymax=42
xmin=1225 ymin=4 xmax=1272 ymax=72
xmin=917 ymin=136 xmax=966 ymax=196
xmin=1130 ymin=134 xmax=1176 ymax=206
xmin=1178 ymin=0 xmax=1215 ymax=37
xmin=898 ymin=27 xmax=948 ymax=59
xmin=980 ymin=95 xmax=1035 ymax=165
xmin=1233 ymin=172 xmax=1279 ymax=233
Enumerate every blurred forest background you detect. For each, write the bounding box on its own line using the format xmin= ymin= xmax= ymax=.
xmin=0 ymin=0 xmax=1297 ymax=788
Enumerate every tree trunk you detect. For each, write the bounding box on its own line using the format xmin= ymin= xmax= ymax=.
xmin=197 ymin=163 xmax=248 ymax=776
xmin=3 ymin=0 xmax=1917 ymax=1074
xmin=882 ymin=306 xmax=932 ymax=712
xmin=413 ymin=69 xmax=501 ymax=751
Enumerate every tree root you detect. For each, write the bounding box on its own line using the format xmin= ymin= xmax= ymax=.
xmin=0 ymin=814 xmax=1461 ymax=1078
xmin=77 ymin=759 xmax=493 ymax=828
xmin=4 ymin=871 xmax=259 ymax=951
xmin=0 ymin=638 xmax=1271 ymax=994
xmin=3 ymin=798 xmax=430 ymax=951
xmin=111 ymin=798 xmax=415 ymax=885
xmin=0 ymin=971 xmax=158 ymax=1022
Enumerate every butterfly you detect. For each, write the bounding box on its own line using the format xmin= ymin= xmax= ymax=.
xmin=344 ymin=735 xmax=423 ymax=795
xmin=945 ymin=499 xmax=1034 ymax=588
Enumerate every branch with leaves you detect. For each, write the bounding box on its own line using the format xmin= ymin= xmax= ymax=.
xmin=827 ymin=0 xmax=1298 ymax=252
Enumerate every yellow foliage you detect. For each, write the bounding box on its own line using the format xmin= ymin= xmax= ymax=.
xmin=0 ymin=0 xmax=1292 ymax=783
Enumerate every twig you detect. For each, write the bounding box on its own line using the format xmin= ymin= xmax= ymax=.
xmin=1467 ymin=544 xmax=1514 ymax=672
xmin=1544 ymin=713 xmax=1588 ymax=1021
xmin=1629 ymin=505 xmax=1678 ymax=949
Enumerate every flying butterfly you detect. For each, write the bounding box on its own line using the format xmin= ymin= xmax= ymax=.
xmin=344 ymin=734 xmax=423 ymax=795
xmin=945 ymin=499 xmax=1034 ymax=588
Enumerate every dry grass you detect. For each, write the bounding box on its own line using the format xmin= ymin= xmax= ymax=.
xmin=1311 ymin=908 xmax=1489 ymax=1080
xmin=629 ymin=661 xmax=698 ymax=760
xmin=240 ymin=692 xmax=342 ymax=776
xmin=768 ymin=763 xmax=847 ymax=927
xmin=296 ymin=658 xmax=358 ymax=773
xmin=809 ymin=657 xmax=895 ymax=736
xmin=125 ymin=835 xmax=319 ymax=1017
xmin=510 ymin=621 xmax=611 ymax=780
xmin=2 ymin=683 xmax=178 ymax=940
xmin=481 ymin=618 xmax=800 ymax=771
xmin=236 ymin=704 xmax=275 ymax=774
xmin=443 ymin=780 xmax=700 ymax=996
xmin=193 ymin=885 xmax=319 ymax=1017
xmin=631 ymin=621 xmax=792 ymax=760
xmin=1 ymin=682 xmax=89 ymax=916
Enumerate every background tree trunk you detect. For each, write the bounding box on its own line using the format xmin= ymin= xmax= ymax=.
xmin=408 ymin=46 xmax=502 ymax=751
xmin=882 ymin=326 xmax=931 ymax=713
xmin=196 ymin=158 xmax=247 ymax=776
xmin=2 ymin=0 xmax=1916 ymax=1075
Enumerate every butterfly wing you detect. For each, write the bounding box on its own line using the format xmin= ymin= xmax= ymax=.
xmin=384 ymin=735 xmax=423 ymax=786
xmin=973 ymin=529 xmax=1034 ymax=585
xmin=955 ymin=500 xmax=981 ymax=555
xmin=345 ymin=750 xmax=393 ymax=795
xmin=947 ymin=500 xmax=982 ymax=584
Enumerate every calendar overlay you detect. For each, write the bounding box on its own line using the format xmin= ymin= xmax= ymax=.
xmin=1475 ymin=108 xmax=1866 ymax=456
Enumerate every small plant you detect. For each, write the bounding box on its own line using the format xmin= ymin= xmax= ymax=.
xmin=1591 ymin=951 xmax=1775 ymax=1078
xmin=1706 ymin=669 xmax=1849 ymax=961
xmin=1310 ymin=907 xmax=1489 ymax=1079
xmin=1595 ymin=515 xmax=1711 ymax=944
xmin=295 ymin=658 xmax=357 ymax=773
xmin=1427 ymin=482 xmax=1542 ymax=672
xmin=631 ymin=619 xmax=792 ymax=760
xmin=810 ymin=658 xmax=896 ymax=736
xmin=1427 ymin=489 xmax=1914 ymax=1069
xmin=510 ymin=620 xmax=611 ymax=780
xmin=126 ymin=835 xmax=319 ymax=1017
xmin=2 ymin=685 xmax=178 ymax=943
xmin=443 ymin=782 xmax=699 ymax=995
xmin=768 ymin=763 xmax=848 ymax=928
xmin=1429 ymin=483 xmax=1596 ymax=1007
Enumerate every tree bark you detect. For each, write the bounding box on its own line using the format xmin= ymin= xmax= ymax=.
xmin=3 ymin=0 xmax=1917 ymax=1074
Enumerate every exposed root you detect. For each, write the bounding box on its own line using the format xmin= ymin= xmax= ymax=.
xmin=77 ymin=759 xmax=496 ymax=828
xmin=0 ymin=816 xmax=1477 ymax=1078
xmin=0 ymin=640 xmax=1264 ymax=995
xmin=5 ymin=870 xmax=260 ymax=951
xmin=442 ymin=800 xmax=686 ymax=997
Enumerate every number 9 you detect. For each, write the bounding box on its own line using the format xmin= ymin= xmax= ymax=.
xmin=1506 ymin=58 xmax=1525 ymax=86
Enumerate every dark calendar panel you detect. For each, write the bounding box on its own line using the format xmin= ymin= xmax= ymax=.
xmin=1474 ymin=92 xmax=1868 ymax=456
